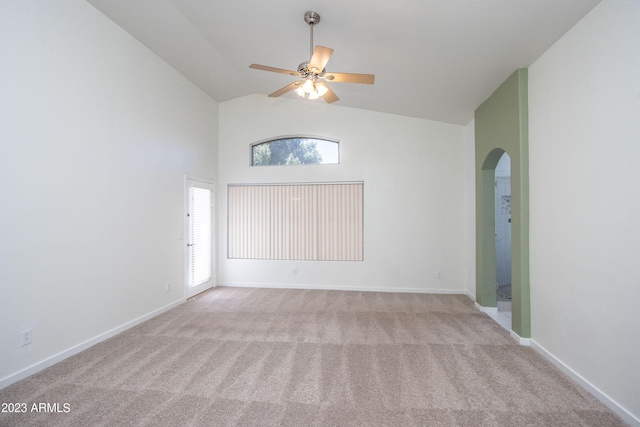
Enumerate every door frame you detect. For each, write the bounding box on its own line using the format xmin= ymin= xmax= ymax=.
xmin=184 ymin=175 xmax=215 ymax=298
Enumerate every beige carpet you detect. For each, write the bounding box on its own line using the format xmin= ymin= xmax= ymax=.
xmin=0 ymin=287 xmax=626 ymax=426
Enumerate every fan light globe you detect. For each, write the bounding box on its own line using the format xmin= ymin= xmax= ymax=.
xmin=302 ymin=78 xmax=314 ymax=93
xmin=316 ymin=83 xmax=328 ymax=97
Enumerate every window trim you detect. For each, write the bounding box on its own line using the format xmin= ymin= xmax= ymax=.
xmin=249 ymin=135 xmax=340 ymax=167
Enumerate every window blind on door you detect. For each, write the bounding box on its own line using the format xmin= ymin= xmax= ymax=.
xmin=228 ymin=183 xmax=363 ymax=261
xmin=190 ymin=186 xmax=212 ymax=286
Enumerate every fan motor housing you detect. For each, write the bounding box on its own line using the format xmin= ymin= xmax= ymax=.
xmin=297 ymin=61 xmax=325 ymax=77
xmin=297 ymin=62 xmax=311 ymax=76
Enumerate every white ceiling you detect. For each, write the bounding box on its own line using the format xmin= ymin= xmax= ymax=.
xmin=86 ymin=0 xmax=600 ymax=125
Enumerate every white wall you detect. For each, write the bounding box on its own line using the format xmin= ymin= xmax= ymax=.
xmin=218 ymin=95 xmax=467 ymax=293
xmin=464 ymin=120 xmax=476 ymax=298
xmin=0 ymin=0 xmax=218 ymax=386
xmin=529 ymin=0 xmax=640 ymax=422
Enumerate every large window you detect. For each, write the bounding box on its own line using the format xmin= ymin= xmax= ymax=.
xmin=251 ymin=136 xmax=339 ymax=166
xmin=228 ymin=182 xmax=363 ymax=261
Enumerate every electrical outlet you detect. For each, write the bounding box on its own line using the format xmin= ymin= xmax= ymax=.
xmin=437 ymin=272 xmax=443 ymax=279
xmin=166 ymin=282 xmax=171 ymax=292
xmin=21 ymin=329 xmax=32 ymax=346
xmin=292 ymin=268 xmax=298 ymax=275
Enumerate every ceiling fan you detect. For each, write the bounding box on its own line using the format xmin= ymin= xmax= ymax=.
xmin=249 ymin=11 xmax=375 ymax=104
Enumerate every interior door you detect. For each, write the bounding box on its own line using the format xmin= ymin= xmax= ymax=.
xmin=185 ymin=177 xmax=214 ymax=298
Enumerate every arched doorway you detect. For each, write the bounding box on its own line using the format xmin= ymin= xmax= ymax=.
xmin=495 ymin=152 xmax=512 ymax=318
xmin=474 ymin=69 xmax=530 ymax=341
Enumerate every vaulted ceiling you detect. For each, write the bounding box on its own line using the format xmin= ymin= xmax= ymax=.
xmin=86 ymin=0 xmax=600 ymax=125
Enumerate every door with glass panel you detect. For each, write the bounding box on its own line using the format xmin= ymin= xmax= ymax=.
xmin=185 ymin=178 xmax=214 ymax=297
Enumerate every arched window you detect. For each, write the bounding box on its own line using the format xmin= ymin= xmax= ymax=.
xmin=251 ymin=136 xmax=339 ymax=166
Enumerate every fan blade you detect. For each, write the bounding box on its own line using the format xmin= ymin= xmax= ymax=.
xmin=323 ymin=72 xmax=375 ymax=84
xmin=309 ymin=46 xmax=334 ymax=73
xmin=268 ymin=81 xmax=301 ymax=98
xmin=321 ymin=84 xmax=339 ymax=104
xmin=249 ymin=64 xmax=299 ymax=76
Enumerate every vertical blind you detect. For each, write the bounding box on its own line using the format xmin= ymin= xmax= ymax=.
xmin=190 ymin=186 xmax=212 ymax=286
xmin=228 ymin=183 xmax=363 ymax=261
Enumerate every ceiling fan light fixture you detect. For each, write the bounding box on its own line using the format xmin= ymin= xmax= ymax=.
xmin=295 ymin=78 xmax=327 ymax=100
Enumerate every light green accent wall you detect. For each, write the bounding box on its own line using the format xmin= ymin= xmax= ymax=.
xmin=475 ymin=68 xmax=530 ymax=338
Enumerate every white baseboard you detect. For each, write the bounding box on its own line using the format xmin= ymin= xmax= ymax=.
xmin=220 ymin=282 xmax=470 ymax=295
xmin=0 ymin=298 xmax=186 ymax=390
xmin=474 ymin=302 xmax=498 ymax=314
xmin=474 ymin=303 xmax=530 ymax=346
xmin=510 ymin=330 xmax=531 ymax=346
xmin=531 ymin=340 xmax=639 ymax=427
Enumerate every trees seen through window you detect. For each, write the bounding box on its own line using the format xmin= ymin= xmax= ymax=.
xmin=251 ymin=137 xmax=339 ymax=166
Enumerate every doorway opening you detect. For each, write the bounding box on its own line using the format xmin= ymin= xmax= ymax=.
xmin=495 ymin=152 xmax=512 ymax=320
